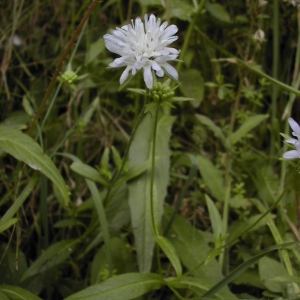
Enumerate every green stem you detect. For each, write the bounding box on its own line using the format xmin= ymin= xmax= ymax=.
xmin=270 ymin=0 xmax=279 ymax=158
xmin=176 ymin=0 xmax=206 ymax=74
xmin=150 ymin=103 xmax=161 ymax=236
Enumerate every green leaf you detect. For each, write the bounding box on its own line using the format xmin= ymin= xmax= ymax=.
xmin=259 ymin=256 xmax=288 ymax=293
xmin=229 ymin=114 xmax=269 ymax=145
xmin=205 ymin=194 xmax=223 ymax=243
xmin=196 ymin=114 xmax=228 ymax=148
xmin=85 ymin=38 xmax=105 ymax=64
xmin=144 ymin=102 xmax=158 ymax=114
xmin=128 ymin=114 xmax=175 ymax=272
xmin=65 ymin=273 xmax=163 ymax=300
xmin=206 ymin=1 xmax=231 ymax=23
xmin=90 ymin=237 xmax=135 ymax=284
xmin=163 ymin=205 xmax=236 ymax=299
xmin=0 ymin=218 xmax=18 ymax=233
xmin=0 ymin=176 xmax=38 ymax=233
xmin=271 ymin=276 xmax=300 ymax=284
xmin=202 ymin=242 xmax=298 ymax=298
xmin=166 ymin=277 xmax=223 ymax=297
xmin=197 ymin=155 xmax=225 ymax=202
xmin=114 ymin=160 xmax=152 ymax=186
xmin=111 ymin=146 xmax=122 ymax=171
xmin=80 ymin=96 xmax=100 ymax=128
xmin=86 ymin=180 xmax=112 ymax=276
xmin=166 ymin=0 xmax=194 ymax=21
xmin=0 ymin=126 xmax=70 ymax=206
xmin=126 ymin=88 xmax=147 ymax=96
xmin=169 ymin=97 xmax=194 ymax=102
xmin=0 ymin=285 xmax=42 ymax=300
xmin=156 ymin=236 xmax=182 ymax=277
xmin=21 ymin=240 xmax=78 ymax=280
xmin=0 ymin=291 xmax=9 ymax=300
xmin=179 ymin=69 xmax=204 ymax=107
xmin=70 ymin=161 xmax=108 ymax=186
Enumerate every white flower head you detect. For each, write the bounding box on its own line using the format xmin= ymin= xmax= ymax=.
xmin=103 ymin=14 xmax=180 ymax=89
xmin=283 ymin=118 xmax=300 ymax=159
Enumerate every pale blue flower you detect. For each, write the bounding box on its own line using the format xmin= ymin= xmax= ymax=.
xmin=103 ymin=14 xmax=179 ymax=89
xmin=283 ymin=118 xmax=300 ymax=159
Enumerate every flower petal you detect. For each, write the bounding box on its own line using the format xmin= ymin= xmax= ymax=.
xmin=285 ymin=138 xmax=298 ymax=145
xmin=120 ymin=66 xmax=132 ymax=84
xmin=162 ymin=63 xmax=178 ymax=80
xmin=283 ymin=150 xmax=300 ymax=159
xmin=288 ymin=118 xmax=300 ymax=139
xmin=143 ymin=64 xmax=153 ymax=89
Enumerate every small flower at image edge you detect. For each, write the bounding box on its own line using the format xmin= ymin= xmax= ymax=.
xmin=103 ymin=14 xmax=180 ymax=89
xmin=283 ymin=118 xmax=300 ymax=159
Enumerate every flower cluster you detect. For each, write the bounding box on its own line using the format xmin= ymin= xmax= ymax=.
xmin=103 ymin=14 xmax=180 ymax=89
xmin=283 ymin=118 xmax=300 ymax=159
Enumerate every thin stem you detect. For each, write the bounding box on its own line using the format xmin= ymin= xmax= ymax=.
xmin=270 ymin=0 xmax=279 ymax=158
xmin=150 ymin=103 xmax=161 ymax=236
xmin=176 ymin=0 xmax=206 ymax=74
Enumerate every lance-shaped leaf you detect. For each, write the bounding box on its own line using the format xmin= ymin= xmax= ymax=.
xmin=229 ymin=114 xmax=269 ymax=145
xmin=0 ymin=285 xmax=42 ymax=300
xmin=65 ymin=273 xmax=163 ymax=300
xmin=0 ymin=126 xmax=69 ymax=206
xmin=128 ymin=113 xmax=175 ymax=273
xmin=21 ymin=240 xmax=78 ymax=280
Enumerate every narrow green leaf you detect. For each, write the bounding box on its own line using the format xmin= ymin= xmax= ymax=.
xmin=86 ymin=179 xmax=112 ymax=276
xmin=65 ymin=273 xmax=163 ymax=300
xmin=80 ymin=96 xmax=100 ymax=127
xmin=21 ymin=240 xmax=78 ymax=280
xmin=0 ymin=175 xmax=38 ymax=233
xmin=202 ymin=242 xmax=299 ymax=298
xmin=259 ymin=256 xmax=288 ymax=293
xmin=205 ymin=194 xmax=223 ymax=242
xmin=179 ymin=69 xmax=204 ymax=107
xmin=0 ymin=218 xmax=18 ymax=233
xmin=206 ymin=2 xmax=231 ymax=23
xmin=169 ymin=96 xmax=194 ymax=102
xmin=0 ymin=285 xmax=42 ymax=300
xmin=126 ymin=88 xmax=147 ymax=96
xmin=166 ymin=277 xmax=223 ymax=298
xmin=271 ymin=276 xmax=300 ymax=284
xmin=111 ymin=146 xmax=122 ymax=171
xmin=70 ymin=161 xmax=108 ymax=186
xmin=0 ymin=291 xmax=9 ymax=300
xmin=197 ymin=155 xmax=225 ymax=202
xmin=196 ymin=114 xmax=228 ymax=148
xmin=163 ymin=205 xmax=237 ymax=299
xmin=229 ymin=114 xmax=269 ymax=145
xmin=0 ymin=126 xmax=69 ymax=206
xmin=156 ymin=236 xmax=182 ymax=277
xmin=85 ymin=38 xmax=105 ymax=64
xmin=114 ymin=159 xmax=152 ymax=186
xmin=128 ymin=114 xmax=175 ymax=272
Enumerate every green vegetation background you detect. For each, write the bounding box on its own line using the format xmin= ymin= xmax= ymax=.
xmin=0 ymin=0 xmax=300 ymax=299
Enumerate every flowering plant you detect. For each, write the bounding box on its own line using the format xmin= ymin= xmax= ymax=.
xmin=283 ymin=118 xmax=300 ymax=159
xmin=103 ymin=14 xmax=180 ymax=89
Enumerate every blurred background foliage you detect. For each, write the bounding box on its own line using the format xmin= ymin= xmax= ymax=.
xmin=0 ymin=0 xmax=300 ymax=299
